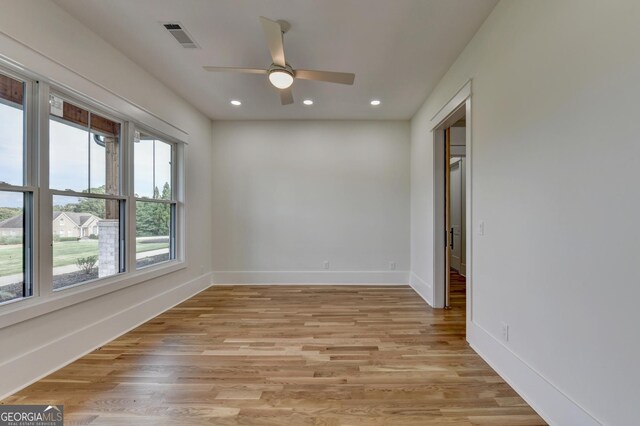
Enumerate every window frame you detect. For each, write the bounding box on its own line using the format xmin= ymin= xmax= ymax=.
xmin=46 ymin=90 xmax=128 ymax=291
xmin=130 ymin=125 xmax=182 ymax=271
xmin=0 ymin=61 xmax=187 ymax=328
xmin=0 ymin=68 xmax=37 ymax=305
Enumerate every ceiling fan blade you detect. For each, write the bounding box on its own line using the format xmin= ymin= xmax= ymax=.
xmin=295 ymin=69 xmax=355 ymax=85
xmin=203 ymin=66 xmax=267 ymax=74
xmin=280 ymin=87 xmax=294 ymax=105
xmin=259 ymin=16 xmax=286 ymax=67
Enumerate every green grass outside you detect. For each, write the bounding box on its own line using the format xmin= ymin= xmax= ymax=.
xmin=0 ymin=240 xmax=168 ymax=277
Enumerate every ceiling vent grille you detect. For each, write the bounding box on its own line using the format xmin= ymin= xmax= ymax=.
xmin=162 ymin=22 xmax=199 ymax=49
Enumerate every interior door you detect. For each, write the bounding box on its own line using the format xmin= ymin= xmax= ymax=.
xmin=450 ymin=159 xmax=462 ymax=271
xmin=444 ymin=128 xmax=451 ymax=308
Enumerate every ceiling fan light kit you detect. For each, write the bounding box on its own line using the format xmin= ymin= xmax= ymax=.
xmin=204 ymin=16 xmax=355 ymax=105
xmin=268 ymin=66 xmax=294 ymax=89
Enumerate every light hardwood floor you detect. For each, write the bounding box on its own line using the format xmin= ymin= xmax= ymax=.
xmin=2 ymin=282 xmax=546 ymax=425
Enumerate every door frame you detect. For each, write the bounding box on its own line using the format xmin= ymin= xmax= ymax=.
xmin=431 ymin=80 xmax=472 ymax=331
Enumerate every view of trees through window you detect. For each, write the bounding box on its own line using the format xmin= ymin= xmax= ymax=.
xmin=1 ymin=68 xmax=180 ymax=305
xmin=135 ymin=134 xmax=174 ymax=268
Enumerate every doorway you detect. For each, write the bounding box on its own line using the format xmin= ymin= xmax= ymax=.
xmin=431 ymin=80 xmax=473 ymax=335
xmin=445 ymin=119 xmax=467 ymax=310
xmin=431 ymin=81 xmax=472 ymax=335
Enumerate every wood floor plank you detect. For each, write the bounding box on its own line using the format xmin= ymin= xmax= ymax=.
xmin=1 ymin=275 xmax=546 ymax=425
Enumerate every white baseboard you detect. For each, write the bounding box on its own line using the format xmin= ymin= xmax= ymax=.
xmin=211 ymin=270 xmax=409 ymax=285
xmin=467 ymin=322 xmax=602 ymax=426
xmin=0 ymin=272 xmax=212 ymax=400
xmin=409 ymin=272 xmax=433 ymax=306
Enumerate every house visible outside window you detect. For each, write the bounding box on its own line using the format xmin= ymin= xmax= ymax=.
xmin=49 ymin=96 xmax=125 ymax=290
xmin=0 ymin=62 xmax=184 ymax=311
xmin=0 ymin=72 xmax=33 ymax=304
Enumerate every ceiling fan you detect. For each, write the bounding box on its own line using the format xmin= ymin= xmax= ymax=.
xmin=203 ymin=17 xmax=355 ymax=105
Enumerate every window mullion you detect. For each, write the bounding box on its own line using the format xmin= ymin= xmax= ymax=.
xmin=37 ymin=83 xmax=53 ymax=298
xmin=133 ymin=198 xmax=174 ymax=205
xmin=49 ymin=189 xmax=125 ymax=201
xmin=23 ymin=191 xmax=34 ymax=298
xmin=87 ymin=112 xmax=91 ymax=193
xmin=24 ymin=79 xmax=39 ymax=299
xmin=125 ymin=123 xmax=136 ymax=274
xmin=175 ymin=142 xmax=184 ymax=262
xmin=0 ymin=183 xmax=37 ymax=193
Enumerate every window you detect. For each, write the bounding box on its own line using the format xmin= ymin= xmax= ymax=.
xmin=0 ymin=192 xmax=30 ymax=304
xmin=49 ymin=96 xmax=125 ymax=289
xmin=0 ymin=74 xmax=25 ymax=187
xmin=0 ymin=62 xmax=184 ymax=314
xmin=0 ymin=72 xmax=32 ymax=304
xmin=134 ymin=131 xmax=176 ymax=268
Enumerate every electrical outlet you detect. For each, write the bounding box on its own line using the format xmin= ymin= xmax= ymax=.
xmin=323 ymin=261 xmax=330 ymax=270
xmin=389 ymin=261 xmax=396 ymax=270
xmin=501 ymin=322 xmax=509 ymax=342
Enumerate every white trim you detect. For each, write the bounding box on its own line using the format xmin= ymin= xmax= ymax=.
xmin=0 ymin=32 xmax=189 ymax=143
xmin=0 ymin=272 xmax=211 ymax=400
xmin=464 ymin=98 xmax=472 ymax=328
xmin=36 ymin=83 xmax=52 ymax=299
xmin=468 ymin=322 xmax=602 ymax=426
xmin=430 ymin=81 xmax=472 ymax=310
xmin=432 ymin=127 xmax=446 ymax=308
xmin=0 ymin=51 xmax=188 ymax=328
xmin=430 ymin=80 xmax=472 ymax=128
xmin=211 ymin=270 xmax=409 ymax=285
xmin=409 ymin=272 xmax=433 ymax=305
xmin=424 ymin=78 xmax=599 ymax=425
xmin=0 ymin=261 xmax=187 ymax=329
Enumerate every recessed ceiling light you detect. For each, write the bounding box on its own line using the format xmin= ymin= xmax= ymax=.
xmin=230 ymin=100 xmax=241 ymax=106
xmin=370 ymin=99 xmax=381 ymax=106
xmin=303 ymin=99 xmax=314 ymax=106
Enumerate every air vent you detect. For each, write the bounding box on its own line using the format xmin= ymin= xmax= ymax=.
xmin=162 ymin=22 xmax=199 ymax=49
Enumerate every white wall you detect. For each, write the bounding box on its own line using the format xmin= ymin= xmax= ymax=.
xmin=0 ymin=0 xmax=213 ymax=398
xmin=212 ymin=120 xmax=410 ymax=284
xmin=411 ymin=0 xmax=640 ymax=424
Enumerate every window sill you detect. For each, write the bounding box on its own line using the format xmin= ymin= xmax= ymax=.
xmin=0 ymin=260 xmax=187 ymax=330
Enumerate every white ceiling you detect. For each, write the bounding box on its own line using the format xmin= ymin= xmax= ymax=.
xmin=53 ymin=0 xmax=497 ymax=120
